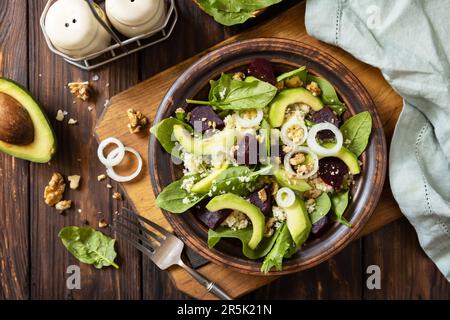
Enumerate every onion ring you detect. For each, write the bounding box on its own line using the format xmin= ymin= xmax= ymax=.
xmin=280 ymin=117 xmax=308 ymax=146
xmin=235 ymin=109 xmax=264 ymax=128
xmin=97 ymin=137 xmax=125 ymax=167
xmin=284 ymin=146 xmax=319 ymax=179
xmin=307 ymin=123 xmax=343 ymax=156
xmin=275 ymin=187 xmax=296 ymax=208
xmin=106 ymin=147 xmax=143 ymax=182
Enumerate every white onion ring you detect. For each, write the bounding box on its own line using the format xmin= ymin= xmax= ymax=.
xmin=284 ymin=146 xmax=319 ymax=179
xmin=275 ymin=187 xmax=296 ymax=208
xmin=97 ymin=137 xmax=125 ymax=167
xmin=235 ymin=109 xmax=264 ymax=128
xmin=280 ymin=117 xmax=308 ymax=146
xmin=307 ymin=123 xmax=343 ymax=156
xmin=105 ymin=147 xmax=143 ymax=182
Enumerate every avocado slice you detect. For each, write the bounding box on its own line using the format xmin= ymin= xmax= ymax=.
xmin=173 ymin=124 xmax=235 ymax=156
xmin=269 ymin=88 xmax=324 ymax=127
xmin=206 ymin=193 xmax=265 ymax=250
xmin=320 ymin=143 xmax=360 ymax=175
xmin=274 ymin=168 xmax=312 ymax=192
xmin=284 ymin=196 xmax=312 ymax=246
xmin=0 ymin=78 xmax=56 ymax=163
xmin=191 ymin=162 xmax=229 ymax=193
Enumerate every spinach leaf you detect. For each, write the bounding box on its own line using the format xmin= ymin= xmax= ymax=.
xmin=156 ymin=175 xmax=206 ymax=214
xmin=340 ymin=111 xmax=372 ymax=157
xmin=208 ymin=225 xmax=282 ymax=259
xmin=58 ymin=227 xmax=119 ymax=269
xmin=150 ymin=118 xmax=193 ymax=156
xmin=309 ymin=192 xmax=331 ymax=224
xmin=331 ymin=190 xmax=352 ymax=227
xmin=187 ymin=73 xmax=277 ymax=110
xmin=211 ymin=165 xmax=272 ymax=196
xmin=276 ymin=66 xmax=307 ymax=83
xmin=307 ymin=75 xmax=346 ymax=115
xmin=196 ymin=0 xmax=282 ymax=26
xmin=261 ymin=223 xmax=297 ymax=273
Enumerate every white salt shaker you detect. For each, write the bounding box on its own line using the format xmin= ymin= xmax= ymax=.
xmin=105 ymin=0 xmax=166 ymax=38
xmin=44 ymin=0 xmax=111 ymax=58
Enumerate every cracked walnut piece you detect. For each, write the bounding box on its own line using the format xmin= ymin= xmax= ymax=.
xmin=44 ymin=173 xmax=66 ymax=206
xmin=68 ymin=81 xmax=91 ymax=101
xmin=306 ymin=81 xmax=322 ymax=96
xmin=127 ymin=108 xmax=148 ymax=133
xmin=55 ymin=200 xmax=72 ymax=211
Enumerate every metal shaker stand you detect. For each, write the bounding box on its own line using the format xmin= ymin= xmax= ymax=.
xmin=40 ymin=0 xmax=178 ymax=71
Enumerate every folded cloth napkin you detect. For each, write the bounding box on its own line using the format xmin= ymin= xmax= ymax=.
xmin=305 ymin=0 xmax=450 ymax=281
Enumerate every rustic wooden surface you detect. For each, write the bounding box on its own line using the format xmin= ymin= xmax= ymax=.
xmin=1 ymin=0 xmax=450 ymax=300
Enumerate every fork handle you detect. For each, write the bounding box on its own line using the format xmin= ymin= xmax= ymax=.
xmin=178 ymin=260 xmax=232 ymax=300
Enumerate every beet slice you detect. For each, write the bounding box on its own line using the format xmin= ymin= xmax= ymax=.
xmin=195 ymin=207 xmax=232 ymax=230
xmin=318 ymin=157 xmax=348 ymax=189
xmin=234 ymin=134 xmax=259 ymax=165
xmin=310 ymin=215 xmax=331 ymax=238
xmin=247 ymin=58 xmax=276 ymax=85
xmin=308 ymin=107 xmax=341 ymax=140
xmin=247 ymin=186 xmax=272 ymax=216
xmin=189 ymin=105 xmax=224 ymax=133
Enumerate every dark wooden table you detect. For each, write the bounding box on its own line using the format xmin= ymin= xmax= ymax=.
xmin=1 ymin=0 xmax=449 ymax=300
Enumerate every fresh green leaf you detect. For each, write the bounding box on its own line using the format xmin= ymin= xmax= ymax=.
xmin=276 ymin=66 xmax=307 ymax=83
xmin=340 ymin=111 xmax=372 ymax=157
xmin=309 ymin=192 xmax=331 ymax=224
xmin=261 ymin=223 xmax=297 ymax=273
xmin=156 ymin=175 xmax=206 ymax=214
xmin=211 ymin=165 xmax=272 ymax=196
xmin=58 ymin=227 xmax=119 ymax=269
xmin=150 ymin=118 xmax=193 ymax=156
xmin=187 ymin=73 xmax=277 ymax=110
xmin=208 ymin=225 xmax=282 ymax=259
xmin=196 ymin=0 xmax=282 ymax=26
xmin=331 ymin=190 xmax=352 ymax=228
xmin=307 ymin=75 xmax=346 ymax=115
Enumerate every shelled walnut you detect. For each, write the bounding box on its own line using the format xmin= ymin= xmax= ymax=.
xmin=68 ymin=81 xmax=91 ymax=101
xmin=127 ymin=108 xmax=148 ymax=133
xmin=44 ymin=172 xmax=66 ymax=206
xmin=55 ymin=200 xmax=72 ymax=212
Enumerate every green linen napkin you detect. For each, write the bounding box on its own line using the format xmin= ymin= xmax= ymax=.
xmin=305 ymin=0 xmax=450 ymax=281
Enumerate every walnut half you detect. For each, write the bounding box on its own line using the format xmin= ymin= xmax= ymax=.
xmin=127 ymin=108 xmax=148 ymax=133
xmin=44 ymin=173 xmax=66 ymax=206
xmin=68 ymin=81 xmax=91 ymax=101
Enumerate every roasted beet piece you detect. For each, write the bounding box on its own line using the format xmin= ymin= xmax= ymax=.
xmin=247 ymin=186 xmax=272 ymax=216
xmin=234 ymin=134 xmax=259 ymax=165
xmin=310 ymin=215 xmax=331 ymax=238
xmin=318 ymin=157 xmax=349 ymax=189
xmin=195 ymin=207 xmax=232 ymax=230
xmin=308 ymin=107 xmax=341 ymax=140
xmin=189 ymin=105 xmax=224 ymax=133
xmin=247 ymin=58 xmax=276 ymax=85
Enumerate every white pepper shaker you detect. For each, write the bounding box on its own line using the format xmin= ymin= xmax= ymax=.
xmin=105 ymin=0 xmax=166 ymax=38
xmin=44 ymin=0 xmax=111 ymax=58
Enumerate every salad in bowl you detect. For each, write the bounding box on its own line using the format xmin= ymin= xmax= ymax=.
xmin=150 ymin=57 xmax=373 ymax=273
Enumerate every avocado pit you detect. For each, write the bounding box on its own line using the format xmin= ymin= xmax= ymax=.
xmin=0 ymin=92 xmax=34 ymax=145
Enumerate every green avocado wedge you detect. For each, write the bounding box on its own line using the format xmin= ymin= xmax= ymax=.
xmin=284 ymin=196 xmax=312 ymax=247
xmin=320 ymin=143 xmax=361 ymax=175
xmin=191 ymin=162 xmax=229 ymax=193
xmin=206 ymin=193 xmax=265 ymax=250
xmin=268 ymin=88 xmax=323 ymax=127
xmin=0 ymin=78 xmax=56 ymax=163
xmin=173 ymin=124 xmax=235 ymax=156
xmin=274 ymin=168 xmax=311 ymax=192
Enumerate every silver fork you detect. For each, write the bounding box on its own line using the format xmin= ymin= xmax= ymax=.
xmin=112 ymin=208 xmax=232 ymax=300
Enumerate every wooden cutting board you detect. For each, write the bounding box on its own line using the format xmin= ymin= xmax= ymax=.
xmin=95 ymin=2 xmax=403 ymax=299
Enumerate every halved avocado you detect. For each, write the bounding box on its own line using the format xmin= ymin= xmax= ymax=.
xmin=269 ymin=88 xmax=324 ymax=127
xmin=206 ymin=193 xmax=265 ymax=250
xmin=191 ymin=162 xmax=229 ymax=193
xmin=0 ymin=78 xmax=56 ymax=163
xmin=320 ymin=143 xmax=360 ymax=175
xmin=284 ymin=196 xmax=312 ymax=246
xmin=173 ymin=124 xmax=235 ymax=156
xmin=274 ymin=168 xmax=311 ymax=192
